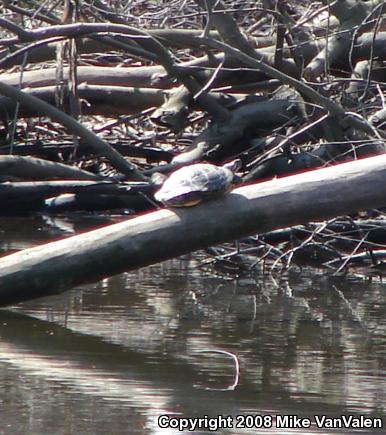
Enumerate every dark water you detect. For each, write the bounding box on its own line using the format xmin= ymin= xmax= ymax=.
xmin=0 ymin=216 xmax=385 ymax=434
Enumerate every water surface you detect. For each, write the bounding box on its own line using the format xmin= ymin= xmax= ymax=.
xmin=0 ymin=216 xmax=385 ymax=434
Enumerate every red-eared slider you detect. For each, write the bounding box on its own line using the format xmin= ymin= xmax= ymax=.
xmin=154 ymin=160 xmax=241 ymax=207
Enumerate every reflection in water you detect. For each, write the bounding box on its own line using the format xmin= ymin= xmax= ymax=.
xmin=0 ymin=216 xmax=385 ymax=434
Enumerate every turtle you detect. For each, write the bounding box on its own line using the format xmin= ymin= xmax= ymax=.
xmin=153 ymin=160 xmax=242 ymax=207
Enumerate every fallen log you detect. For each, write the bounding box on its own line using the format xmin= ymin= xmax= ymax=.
xmin=0 ymin=180 xmax=110 ymax=201
xmin=1 ymin=154 xmax=386 ymax=306
xmin=0 ymin=180 xmax=155 ymax=214
xmin=0 ymin=84 xmax=166 ymax=119
xmin=0 ymin=155 xmax=100 ymax=181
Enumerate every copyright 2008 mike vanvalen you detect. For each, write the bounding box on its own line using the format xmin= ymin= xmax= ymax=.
xmin=158 ymin=414 xmax=383 ymax=431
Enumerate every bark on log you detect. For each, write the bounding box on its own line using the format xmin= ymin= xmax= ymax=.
xmin=1 ymin=154 xmax=386 ymax=306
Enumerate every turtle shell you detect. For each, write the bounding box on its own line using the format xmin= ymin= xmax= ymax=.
xmin=154 ymin=163 xmax=235 ymax=207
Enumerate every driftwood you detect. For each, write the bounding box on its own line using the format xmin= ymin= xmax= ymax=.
xmin=1 ymin=154 xmax=386 ymax=306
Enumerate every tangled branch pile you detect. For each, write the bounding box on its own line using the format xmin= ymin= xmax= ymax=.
xmin=1 ymin=0 xmax=386 ymax=273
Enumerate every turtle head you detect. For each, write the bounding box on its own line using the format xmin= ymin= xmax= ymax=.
xmin=223 ymin=159 xmax=242 ymax=173
xmin=223 ymin=159 xmax=242 ymax=184
xmin=150 ymin=172 xmax=167 ymax=187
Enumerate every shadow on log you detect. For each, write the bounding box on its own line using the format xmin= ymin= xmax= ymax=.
xmin=1 ymin=154 xmax=386 ymax=306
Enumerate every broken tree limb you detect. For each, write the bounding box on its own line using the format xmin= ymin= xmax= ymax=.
xmin=1 ymin=154 xmax=386 ymax=306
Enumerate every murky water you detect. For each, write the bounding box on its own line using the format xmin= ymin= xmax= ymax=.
xmin=0 ymin=216 xmax=385 ymax=434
